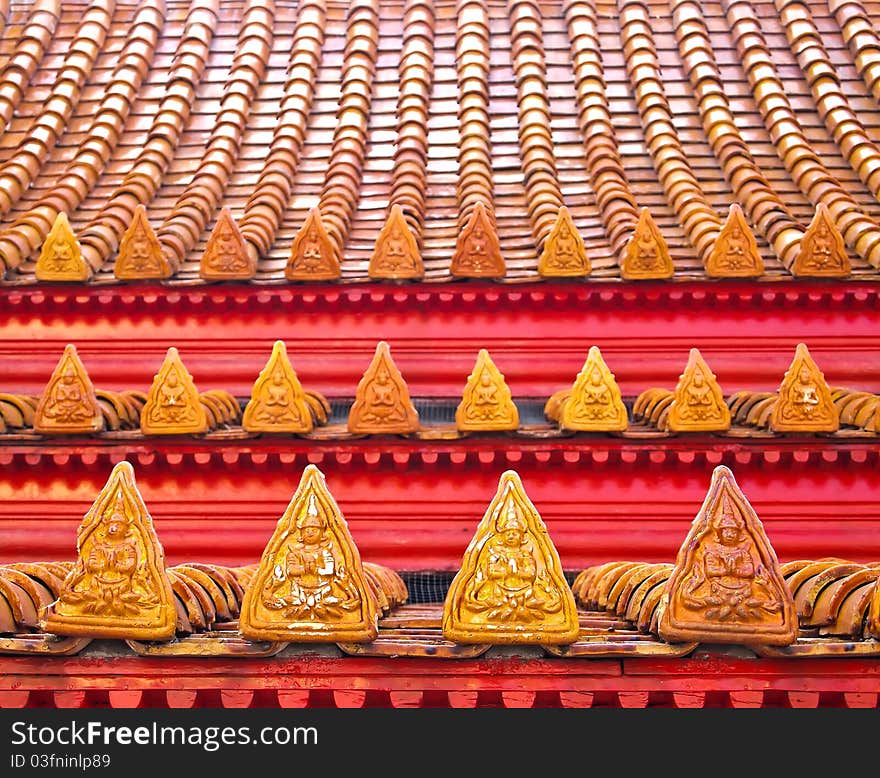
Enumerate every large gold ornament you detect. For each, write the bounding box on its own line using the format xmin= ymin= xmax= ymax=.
xmin=140 ymin=347 xmax=208 ymax=435
xmin=659 ymin=465 xmax=797 ymax=646
xmin=442 ymin=470 xmax=579 ymax=644
xmin=455 ymin=349 xmax=519 ymax=432
xmin=793 ymin=204 xmax=850 ymax=277
xmin=769 ymin=342 xmax=838 ymax=433
xmin=621 ymin=207 xmax=673 ymax=280
xmin=199 ymin=207 xmax=255 ymax=281
xmin=450 ymin=202 xmax=506 ymax=278
xmin=242 ymin=341 xmax=314 ymax=433
xmin=347 ymin=341 xmax=419 ymax=434
xmin=368 ymin=204 xmax=423 ymax=280
xmin=34 ymin=344 xmax=104 ymax=435
xmin=36 ymin=212 xmax=91 ymax=282
xmin=114 ymin=205 xmax=172 ymax=280
xmin=560 ymin=346 xmax=627 ymax=431
xmin=286 ymin=207 xmax=340 ymax=281
xmin=537 ymin=206 xmax=591 ymax=277
xmin=666 ymin=348 xmax=731 ymax=432
xmin=41 ymin=462 xmax=177 ymax=640
xmin=239 ymin=465 xmax=379 ymax=642
xmin=705 ymin=203 xmax=763 ymax=278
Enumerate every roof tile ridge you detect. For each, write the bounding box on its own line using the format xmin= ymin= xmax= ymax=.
xmin=455 ymin=0 xmax=494 ymax=232
xmin=828 ymin=0 xmax=880 ymax=106
xmin=0 ymin=2 xmax=115 ymax=227
xmin=670 ymin=0 xmax=803 ymax=269
xmin=775 ymin=0 xmax=880 ymax=226
xmin=0 ymin=1 xmax=166 ymax=276
xmin=317 ymin=0 xmax=381 ymax=261
xmin=724 ymin=0 xmax=880 ymax=270
xmin=77 ymin=0 xmax=219 ymax=274
xmin=619 ymin=0 xmax=721 ymax=267
xmin=0 ymin=0 xmax=62 ymax=132
xmin=508 ymin=0 xmax=563 ymax=251
xmin=238 ymin=0 xmax=328 ymax=261
xmin=388 ymin=0 xmax=435 ymax=244
xmin=563 ymin=0 xmax=639 ymax=264
xmin=156 ymin=0 xmax=276 ymax=272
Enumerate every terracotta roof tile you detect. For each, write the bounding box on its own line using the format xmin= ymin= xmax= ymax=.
xmin=1 ymin=0 xmax=880 ymax=284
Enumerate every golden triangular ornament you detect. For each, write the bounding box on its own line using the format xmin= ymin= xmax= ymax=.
xmin=36 ymin=212 xmax=91 ymax=282
xmin=667 ymin=349 xmax=731 ymax=432
xmin=242 ymin=341 xmax=314 ymax=433
xmin=538 ymin=206 xmax=591 ymax=277
xmin=455 ymin=349 xmax=519 ymax=431
xmin=769 ymin=342 xmax=839 ymax=432
xmin=115 ymin=205 xmax=172 ymax=280
xmin=41 ymin=461 xmax=177 ymax=640
xmin=34 ymin=344 xmax=104 ymax=434
xmin=347 ymin=341 xmax=419 ymax=434
xmin=560 ymin=346 xmax=627 ymax=431
xmin=442 ymin=470 xmax=579 ymax=644
xmin=368 ymin=204 xmax=423 ymax=279
xmin=658 ymin=465 xmax=797 ymax=646
xmin=239 ymin=465 xmax=379 ymax=642
xmin=140 ymin=347 xmax=208 ymax=435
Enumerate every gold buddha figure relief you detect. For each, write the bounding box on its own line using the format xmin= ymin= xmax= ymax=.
xmin=442 ymin=471 xmax=579 ymax=644
xmin=769 ymin=342 xmax=838 ymax=432
xmin=347 ymin=341 xmax=419 ymax=434
xmin=705 ymin=204 xmax=763 ymax=277
xmin=41 ymin=461 xmax=177 ymax=640
xmin=34 ymin=344 xmax=105 ymax=435
xmin=538 ymin=206 xmax=591 ymax=277
xmin=667 ymin=348 xmax=731 ymax=432
xmin=560 ymin=346 xmax=627 ymax=431
xmin=140 ymin=347 xmax=208 ymax=435
xmin=199 ymin=207 xmax=255 ymax=280
xmin=455 ymin=349 xmax=519 ymax=432
xmin=793 ymin=204 xmax=850 ymax=277
xmin=368 ymin=204 xmax=424 ymax=279
xmin=621 ymin=207 xmax=674 ymax=280
xmin=659 ymin=465 xmax=797 ymax=646
xmin=242 ymin=340 xmax=314 ymax=433
xmin=114 ymin=205 xmax=172 ymax=280
xmin=36 ymin=212 xmax=91 ymax=282
xmin=450 ymin=202 xmax=506 ymax=278
xmin=239 ymin=464 xmax=378 ymax=642
xmin=286 ymin=207 xmax=341 ymax=281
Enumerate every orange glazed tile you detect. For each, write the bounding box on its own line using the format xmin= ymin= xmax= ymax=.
xmin=705 ymin=203 xmax=764 ymax=278
xmin=198 ymin=207 xmax=255 ymax=281
xmin=537 ymin=205 xmax=591 ymax=277
xmin=114 ymin=204 xmax=172 ymax=280
xmin=769 ymin=342 xmax=839 ymax=433
xmin=285 ymin=207 xmax=341 ymax=281
xmin=41 ymin=461 xmax=177 ymax=641
xmin=33 ymin=344 xmax=104 ymax=435
xmin=347 ymin=341 xmax=419 ymax=435
xmin=621 ymin=207 xmax=674 ymax=280
xmin=793 ymin=203 xmax=851 ymax=277
xmin=239 ymin=464 xmax=379 ymax=643
xmin=658 ymin=465 xmax=797 ymax=646
xmin=560 ymin=346 xmax=627 ymax=431
xmin=442 ymin=470 xmax=579 ymax=645
xmin=140 ymin=347 xmax=208 ymax=435
xmin=455 ymin=349 xmax=519 ymax=432
xmin=666 ymin=348 xmax=731 ymax=433
xmin=35 ymin=212 xmax=91 ymax=282
xmin=368 ymin=204 xmax=424 ymax=279
xmin=241 ymin=340 xmax=314 ymax=434
xmin=450 ymin=202 xmax=506 ymax=278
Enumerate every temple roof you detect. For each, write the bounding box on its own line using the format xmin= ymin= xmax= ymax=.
xmin=1 ymin=0 xmax=880 ymax=284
